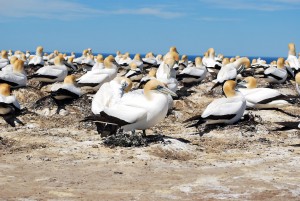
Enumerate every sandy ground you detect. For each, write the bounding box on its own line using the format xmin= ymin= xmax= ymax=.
xmin=1 ymin=78 xmax=300 ymax=200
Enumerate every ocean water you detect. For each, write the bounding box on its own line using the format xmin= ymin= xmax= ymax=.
xmin=45 ymin=52 xmax=279 ymax=64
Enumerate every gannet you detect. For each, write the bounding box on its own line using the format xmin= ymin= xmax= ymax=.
xmin=212 ymin=57 xmax=250 ymax=89
xmin=91 ymin=77 xmax=133 ymax=115
xmin=202 ymin=48 xmax=222 ymax=73
xmin=76 ymin=55 xmax=119 ymax=91
xmin=0 ymin=83 xmax=23 ymax=126
xmin=139 ymin=68 xmax=157 ymax=88
xmin=0 ymin=50 xmax=9 ymax=69
xmin=264 ymin=58 xmax=287 ymax=84
xmin=0 ymin=60 xmax=27 ymax=88
xmin=91 ymin=54 xmax=104 ymax=72
xmin=82 ymin=55 xmax=95 ymax=71
xmin=30 ymin=55 xmax=68 ymax=83
xmin=131 ymin=53 xmax=144 ymax=70
xmin=177 ymin=57 xmax=207 ymax=85
xmin=73 ymin=49 xmax=88 ymax=64
xmin=89 ymin=79 xmax=177 ymax=135
xmin=155 ymin=54 xmax=163 ymax=66
xmin=25 ymin=51 xmax=31 ymax=59
xmin=286 ymin=43 xmax=300 ymax=74
xmin=185 ymin=80 xmax=246 ymax=127
xmin=28 ymin=46 xmax=44 ymax=67
xmin=115 ymin=50 xmax=122 ymax=63
xmin=237 ymin=77 xmax=292 ymax=109
xmin=142 ymin=52 xmax=157 ymax=67
xmin=118 ymin=53 xmax=132 ymax=68
xmin=50 ymin=75 xmax=81 ymax=101
xmin=164 ymin=46 xmax=179 ymax=62
xmin=156 ymin=58 xmax=178 ymax=92
xmin=125 ymin=63 xmax=143 ymax=82
xmin=1 ymin=56 xmax=18 ymax=72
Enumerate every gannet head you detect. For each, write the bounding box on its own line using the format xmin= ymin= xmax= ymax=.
xmin=13 ymin=60 xmax=25 ymax=73
xmin=134 ymin=53 xmax=141 ymax=61
xmin=10 ymin=56 xmax=18 ymax=65
xmin=181 ymin=55 xmax=188 ymax=62
xmin=1 ymin=50 xmax=8 ymax=59
xmin=251 ymin=59 xmax=257 ymax=64
xmin=208 ymin=48 xmax=215 ymax=58
xmin=104 ymin=55 xmax=117 ymax=69
xmin=36 ymin=46 xmax=43 ymax=56
xmin=222 ymin=58 xmax=230 ymax=66
xmin=64 ymin=75 xmax=76 ymax=84
xmin=236 ymin=57 xmax=251 ymax=68
xmin=165 ymin=58 xmax=176 ymax=68
xmin=129 ymin=62 xmax=138 ymax=70
xmin=146 ymin=52 xmax=154 ymax=58
xmin=169 ymin=46 xmax=178 ymax=53
xmin=277 ymin=57 xmax=285 ymax=69
xmin=235 ymin=55 xmax=240 ymax=59
xmin=96 ymin=54 xmax=104 ymax=63
xmin=83 ymin=49 xmax=88 ymax=56
xmin=223 ymin=80 xmax=237 ymax=98
xmin=116 ymin=50 xmax=121 ymax=56
xmin=156 ymin=54 xmax=163 ymax=61
xmin=121 ymin=77 xmax=133 ymax=93
xmin=295 ymin=72 xmax=300 ymax=85
xmin=195 ymin=57 xmax=202 ymax=66
xmin=230 ymin=58 xmax=236 ymax=63
xmin=144 ymin=79 xmax=177 ymax=99
xmin=288 ymin=43 xmax=296 ymax=56
xmin=239 ymin=76 xmax=257 ymax=89
xmin=54 ymin=55 xmax=65 ymax=66
xmin=0 ymin=83 xmax=11 ymax=97
xmin=204 ymin=52 xmax=209 ymax=58
xmin=148 ymin=68 xmax=157 ymax=77
xmin=68 ymin=57 xmax=74 ymax=63
xmin=218 ymin=54 xmax=224 ymax=59
xmin=53 ymin=50 xmax=59 ymax=56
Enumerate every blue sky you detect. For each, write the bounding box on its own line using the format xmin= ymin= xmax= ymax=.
xmin=0 ymin=0 xmax=299 ymax=57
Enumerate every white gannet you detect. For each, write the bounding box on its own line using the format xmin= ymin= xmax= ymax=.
xmin=115 ymin=50 xmax=122 ymax=63
xmin=286 ymin=43 xmax=300 ymax=75
xmin=177 ymin=57 xmax=207 ymax=85
xmin=139 ymin=68 xmax=157 ymax=88
xmin=28 ymin=46 xmax=44 ymax=67
xmin=264 ymin=58 xmax=287 ymax=84
xmin=73 ymin=49 xmax=88 ymax=65
xmin=118 ymin=53 xmax=132 ymax=68
xmin=156 ymin=58 xmax=178 ymax=92
xmin=76 ymin=55 xmax=119 ymax=92
xmin=212 ymin=57 xmax=250 ymax=89
xmin=30 ymin=55 xmax=68 ymax=83
xmin=91 ymin=54 xmax=104 ymax=72
xmin=131 ymin=53 xmax=144 ymax=70
xmin=202 ymin=48 xmax=222 ymax=74
xmin=155 ymin=54 xmax=163 ymax=66
xmin=125 ymin=63 xmax=143 ymax=82
xmin=1 ymin=56 xmax=18 ymax=72
xmin=0 ymin=83 xmax=22 ymax=126
xmin=185 ymin=80 xmax=246 ymax=127
xmin=237 ymin=77 xmax=292 ymax=109
xmin=91 ymin=79 xmax=177 ymax=135
xmin=178 ymin=55 xmax=189 ymax=71
xmin=25 ymin=51 xmax=31 ymax=59
xmin=164 ymin=46 xmax=180 ymax=62
xmin=91 ymin=77 xmax=133 ymax=115
xmin=0 ymin=60 xmax=27 ymax=88
xmin=82 ymin=55 xmax=95 ymax=71
xmin=142 ymin=52 xmax=157 ymax=67
xmin=65 ymin=57 xmax=77 ymax=72
xmin=0 ymin=50 xmax=9 ymax=69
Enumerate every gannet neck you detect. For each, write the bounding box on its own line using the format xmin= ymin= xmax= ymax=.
xmin=223 ymin=80 xmax=237 ymax=98
xmin=0 ymin=83 xmax=11 ymax=97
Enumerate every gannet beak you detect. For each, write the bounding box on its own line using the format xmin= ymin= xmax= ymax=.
xmin=158 ymin=86 xmax=177 ymax=97
xmin=237 ymin=81 xmax=247 ymax=88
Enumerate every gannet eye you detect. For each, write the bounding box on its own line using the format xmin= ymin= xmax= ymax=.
xmin=156 ymin=85 xmax=163 ymax=90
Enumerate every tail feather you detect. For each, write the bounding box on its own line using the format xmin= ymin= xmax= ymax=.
xmin=274 ymin=121 xmax=300 ymax=131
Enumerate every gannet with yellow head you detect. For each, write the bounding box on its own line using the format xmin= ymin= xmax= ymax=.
xmin=90 ymin=79 xmax=177 ymax=135
xmin=295 ymin=72 xmax=300 ymax=95
xmin=0 ymin=50 xmax=9 ymax=69
xmin=237 ymin=76 xmax=292 ymax=108
xmin=156 ymin=58 xmax=178 ymax=92
xmin=264 ymin=57 xmax=287 ymax=84
xmin=28 ymin=46 xmax=44 ymax=67
xmin=177 ymin=56 xmax=207 ymax=85
xmin=76 ymin=55 xmax=119 ymax=91
xmin=185 ymin=80 xmax=246 ymax=128
xmin=50 ymin=75 xmax=81 ymax=101
xmin=0 ymin=60 xmax=27 ymax=88
xmin=132 ymin=53 xmax=144 ymax=69
xmin=139 ymin=68 xmax=157 ymax=88
xmin=1 ymin=56 xmax=18 ymax=72
xmin=125 ymin=62 xmax=143 ymax=82
xmin=91 ymin=54 xmax=104 ymax=72
xmin=0 ymin=83 xmax=22 ymax=126
xmin=142 ymin=52 xmax=158 ymax=67
xmin=286 ymin=43 xmax=300 ymax=75
xmin=73 ymin=49 xmax=89 ymax=64
xmin=30 ymin=55 xmax=68 ymax=83
xmin=202 ymin=48 xmax=222 ymax=72
xmin=118 ymin=53 xmax=132 ymax=68
xmin=82 ymin=54 xmax=96 ymax=71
